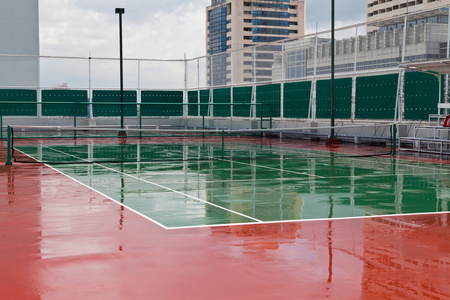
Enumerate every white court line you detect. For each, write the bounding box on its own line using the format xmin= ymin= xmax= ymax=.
xmin=342 ymin=154 xmax=450 ymax=171
xmin=45 ymin=164 xmax=171 ymax=230
xmin=219 ymin=158 xmax=325 ymax=178
xmin=167 ymin=211 xmax=450 ymax=230
xmin=13 ymin=148 xmax=171 ymax=229
xmin=16 ymin=145 xmax=449 ymax=231
xmin=42 ymin=145 xmax=263 ymax=224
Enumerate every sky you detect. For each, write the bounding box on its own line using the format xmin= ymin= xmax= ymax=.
xmin=37 ymin=0 xmax=367 ymax=89
xmin=39 ymin=0 xmax=367 ymax=59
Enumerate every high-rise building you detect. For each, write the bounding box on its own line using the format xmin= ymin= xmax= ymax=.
xmin=0 ymin=0 xmax=39 ymax=87
xmin=273 ymin=8 xmax=449 ymax=81
xmin=367 ymin=0 xmax=450 ymax=24
xmin=206 ymin=0 xmax=305 ymax=86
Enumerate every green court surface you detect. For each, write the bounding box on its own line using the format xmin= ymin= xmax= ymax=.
xmin=15 ymin=142 xmax=450 ymax=228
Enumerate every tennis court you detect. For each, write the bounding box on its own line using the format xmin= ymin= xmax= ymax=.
xmin=1 ymin=126 xmax=450 ymax=299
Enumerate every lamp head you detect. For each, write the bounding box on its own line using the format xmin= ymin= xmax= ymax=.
xmin=115 ymin=8 xmax=125 ymax=14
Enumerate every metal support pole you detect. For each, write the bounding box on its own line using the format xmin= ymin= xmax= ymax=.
xmin=184 ymin=53 xmax=188 ymax=118
xmin=330 ymin=0 xmax=336 ymax=139
xmin=116 ymin=8 xmax=126 ymax=136
xmin=401 ymin=14 xmax=407 ymax=63
xmin=393 ymin=123 xmax=397 ymax=156
xmin=447 ymin=5 xmax=450 ymax=59
xmin=88 ymin=53 xmax=93 ymax=119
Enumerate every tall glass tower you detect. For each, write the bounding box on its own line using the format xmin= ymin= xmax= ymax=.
xmin=206 ymin=0 xmax=305 ymax=86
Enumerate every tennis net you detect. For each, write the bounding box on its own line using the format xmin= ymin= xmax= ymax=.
xmin=5 ymin=124 xmax=395 ymax=165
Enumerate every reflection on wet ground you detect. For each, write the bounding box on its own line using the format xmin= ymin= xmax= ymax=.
xmin=1 ymin=140 xmax=449 ymax=299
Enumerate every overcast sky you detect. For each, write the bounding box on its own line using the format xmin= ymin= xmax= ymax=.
xmin=39 ymin=0 xmax=367 ymax=59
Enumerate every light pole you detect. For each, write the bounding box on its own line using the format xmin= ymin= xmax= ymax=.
xmin=115 ymin=8 xmax=126 ymax=136
xmin=329 ymin=0 xmax=336 ymax=141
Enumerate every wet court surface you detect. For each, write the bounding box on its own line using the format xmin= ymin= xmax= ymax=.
xmin=14 ymin=141 xmax=450 ymax=228
xmin=1 ymin=139 xmax=450 ymax=299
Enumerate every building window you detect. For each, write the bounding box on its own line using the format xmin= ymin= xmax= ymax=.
xmin=428 ymin=16 xmax=438 ymax=23
xmin=253 ymin=19 xmax=289 ymax=27
xmin=253 ymin=11 xmax=289 ymax=19
xmin=253 ymin=28 xmax=289 ymax=35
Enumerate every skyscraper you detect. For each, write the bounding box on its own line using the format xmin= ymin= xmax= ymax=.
xmin=0 ymin=0 xmax=39 ymax=87
xmin=206 ymin=0 xmax=305 ymax=86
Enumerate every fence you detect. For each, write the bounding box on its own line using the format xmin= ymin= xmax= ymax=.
xmin=1 ymin=6 xmax=450 ymax=125
xmin=0 ymin=70 xmax=441 ymax=121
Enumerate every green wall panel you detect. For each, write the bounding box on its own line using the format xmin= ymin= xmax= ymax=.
xmin=42 ymin=90 xmax=88 ymax=117
xmin=141 ymin=90 xmax=183 ymax=117
xmin=316 ymin=78 xmax=352 ymax=119
xmin=355 ymin=74 xmax=398 ymax=120
xmin=187 ymin=90 xmax=209 ymax=117
xmin=283 ymin=81 xmax=311 ymax=119
xmin=213 ymin=88 xmax=231 ymax=117
xmin=233 ymin=86 xmax=252 ymax=117
xmin=404 ymin=72 xmax=439 ymax=120
xmin=93 ymin=90 xmax=137 ymax=117
xmin=256 ymin=83 xmax=281 ymax=118
xmin=200 ymin=89 xmax=210 ymax=117
xmin=188 ymin=90 xmax=199 ymax=116
xmin=0 ymin=89 xmax=37 ymax=116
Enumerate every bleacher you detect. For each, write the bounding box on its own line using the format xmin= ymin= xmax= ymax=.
xmin=399 ymin=103 xmax=450 ymax=154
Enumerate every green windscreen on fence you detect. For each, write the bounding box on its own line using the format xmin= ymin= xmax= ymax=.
xmin=404 ymin=72 xmax=439 ymax=120
xmin=316 ymin=78 xmax=352 ymax=119
xmin=141 ymin=91 xmax=183 ymax=117
xmin=0 ymin=89 xmax=37 ymax=116
xmin=213 ymin=88 xmax=231 ymax=117
xmin=92 ymin=90 xmax=137 ymax=117
xmin=355 ymin=74 xmax=398 ymax=120
xmin=200 ymin=89 xmax=210 ymax=117
xmin=42 ymin=90 xmax=88 ymax=117
xmin=256 ymin=84 xmax=280 ymax=118
xmin=188 ymin=90 xmax=199 ymax=116
xmin=283 ymin=81 xmax=311 ymax=119
xmin=233 ymin=86 xmax=252 ymax=117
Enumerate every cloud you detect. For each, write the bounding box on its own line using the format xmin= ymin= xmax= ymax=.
xmin=304 ymin=0 xmax=366 ymax=33
xmin=39 ymin=0 xmax=210 ymax=58
xmin=39 ymin=0 xmax=367 ymax=58
xmin=38 ymin=0 xmax=211 ymax=88
xmin=37 ymin=0 xmax=367 ymax=88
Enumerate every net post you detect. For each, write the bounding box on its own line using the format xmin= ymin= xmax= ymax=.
xmin=259 ymin=104 xmax=264 ymax=137
xmin=73 ymin=103 xmax=77 ymax=139
xmin=5 ymin=125 xmax=12 ymax=166
xmin=393 ymin=123 xmax=397 ymax=156
xmin=202 ymin=115 xmax=205 ymax=138
xmin=222 ymin=129 xmax=225 ymax=159
xmin=0 ymin=103 xmax=3 ymax=140
xmin=139 ymin=109 xmax=142 ymax=138
xmin=260 ymin=104 xmax=263 ymax=130
xmin=270 ymin=104 xmax=273 ymax=129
